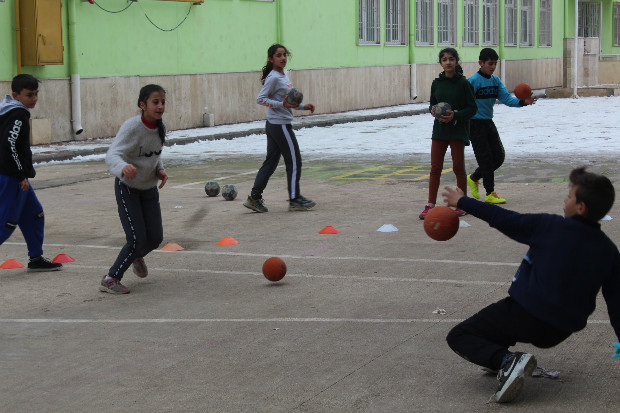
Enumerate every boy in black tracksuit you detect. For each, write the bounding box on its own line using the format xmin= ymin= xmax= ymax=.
xmin=442 ymin=167 xmax=619 ymax=403
xmin=0 ymin=74 xmax=61 ymax=272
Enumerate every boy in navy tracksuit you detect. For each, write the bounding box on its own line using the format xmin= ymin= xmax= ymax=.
xmin=443 ymin=167 xmax=619 ymax=403
xmin=0 ymin=74 xmax=62 ymax=272
xmin=467 ymin=48 xmax=536 ymax=204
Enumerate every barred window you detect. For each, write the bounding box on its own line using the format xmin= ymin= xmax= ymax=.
xmin=464 ymin=0 xmax=479 ymax=46
xmin=578 ymin=1 xmax=601 ymax=38
xmin=615 ymin=3 xmax=620 ymax=46
xmin=520 ymin=0 xmax=534 ymax=46
xmin=539 ymin=0 xmax=552 ymax=46
xmin=438 ymin=0 xmax=456 ymax=45
xmin=416 ymin=0 xmax=434 ymax=45
xmin=358 ymin=0 xmax=380 ymax=44
xmin=386 ymin=0 xmax=409 ymax=45
xmin=505 ymin=0 xmax=518 ymax=46
xmin=482 ymin=0 xmax=498 ymax=45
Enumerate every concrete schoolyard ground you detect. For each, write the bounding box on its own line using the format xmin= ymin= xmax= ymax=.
xmin=1 ymin=125 xmax=620 ymax=411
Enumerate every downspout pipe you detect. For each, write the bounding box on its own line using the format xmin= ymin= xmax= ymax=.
xmin=573 ymin=0 xmax=579 ymax=98
xmin=68 ymin=0 xmax=83 ymax=135
xmin=15 ymin=0 xmax=22 ymax=75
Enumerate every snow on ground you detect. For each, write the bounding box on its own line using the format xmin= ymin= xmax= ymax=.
xmin=34 ymin=96 xmax=619 ymax=165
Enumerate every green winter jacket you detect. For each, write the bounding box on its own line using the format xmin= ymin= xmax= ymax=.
xmin=429 ymin=72 xmax=477 ymax=145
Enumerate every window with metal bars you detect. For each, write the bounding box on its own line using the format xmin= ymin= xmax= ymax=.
xmin=358 ymin=0 xmax=381 ymax=45
xmin=464 ymin=0 xmax=479 ymax=46
xmin=539 ymin=0 xmax=552 ymax=46
xmin=520 ymin=0 xmax=534 ymax=46
xmin=416 ymin=0 xmax=434 ymax=45
xmin=386 ymin=0 xmax=409 ymax=45
xmin=578 ymin=1 xmax=601 ymax=38
xmin=482 ymin=0 xmax=498 ymax=46
xmin=438 ymin=0 xmax=456 ymax=45
xmin=505 ymin=0 xmax=518 ymax=46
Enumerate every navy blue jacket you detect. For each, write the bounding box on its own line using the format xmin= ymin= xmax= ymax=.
xmin=458 ymin=197 xmax=620 ymax=340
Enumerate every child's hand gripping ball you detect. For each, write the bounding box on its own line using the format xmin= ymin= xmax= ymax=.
xmin=612 ymin=342 xmax=620 ymax=359
xmin=286 ymin=88 xmax=303 ymax=105
xmin=423 ymin=206 xmax=459 ymax=241
xmin=263 ymin=257 xmax=287 ymax=282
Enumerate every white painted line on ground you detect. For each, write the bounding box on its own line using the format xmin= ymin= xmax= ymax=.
xmin=170 ymin=166 xmax=284 ymax=189
xmin=70 ymin=264 xmax=508 ymax=286
xmin=0 ymin=318 xmax=610 ymax=325
xmin=2 ymin=241 xmax=522 ymax=268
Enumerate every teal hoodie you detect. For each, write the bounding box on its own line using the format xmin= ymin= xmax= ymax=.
xmin=429 ymin=72 xmax=477 ymax=145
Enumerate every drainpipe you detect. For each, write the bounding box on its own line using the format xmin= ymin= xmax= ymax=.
xmin=14 ymin=0 xmax=22 ymax=74
xmin=573 ymin=0 xmax=579 ymax=98
xmin=276 ymin=0 xmax=283 ymax=44
xmin=408 ymin=5 xmax=417 ymax=101
xmin=67 ymin=0 xmax=83 ymax=135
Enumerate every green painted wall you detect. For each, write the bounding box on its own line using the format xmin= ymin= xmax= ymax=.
xmin=1 ymin=0 xmax=617 ymax=81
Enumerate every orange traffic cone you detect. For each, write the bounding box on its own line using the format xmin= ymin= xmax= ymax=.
xmin=1 ymin=259 xmax=25 ymax=269
xmin=319 ymin=226 xmax=340 ymax=234
xmin=160 ymin=242 xmax=184 ymax=251
xmin=217 ymin=236 xmax=239 ymax=245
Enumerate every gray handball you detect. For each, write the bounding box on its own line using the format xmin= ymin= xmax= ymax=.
xmin=286 ymin=88 xmax=303 ymax=105
xmin=434 ymin=102 xmax=452 ymax=119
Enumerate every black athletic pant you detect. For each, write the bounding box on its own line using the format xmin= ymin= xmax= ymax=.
xmin=446 ymin=297 xmax=572 ymax=371
xmin=251 ymin=121 xmax=302 ymax=201
xmin=469 ymin=119 xmax=505 ymax=195
xmin=108 ymin=178 xmax=163 ymax=280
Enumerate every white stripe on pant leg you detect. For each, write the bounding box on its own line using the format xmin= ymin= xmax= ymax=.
xmin=281 ymin=125 xmax=298 ymax=200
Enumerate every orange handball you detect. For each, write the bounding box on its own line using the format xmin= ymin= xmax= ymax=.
xmin=423 ymin=206 xmax=459 ymax=241
xmin=514 ymin=83 xmax=532 ymax=100
xmin=262 ymin=257 xmax=287 ymax=282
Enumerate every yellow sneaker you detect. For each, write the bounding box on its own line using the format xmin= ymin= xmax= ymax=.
xmin=485 ymin=192 xmax=506 ymax=204
xmin=467 ymin=174 xmax=480 ymax=199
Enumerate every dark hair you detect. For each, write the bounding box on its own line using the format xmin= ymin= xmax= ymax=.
xmin=569 ymin=167 xmax=615 ymax=221
xmin=12 ymin=74 xmax=40 ymax=93
xmin=479 ymin=48 xmax=499 ymax=62
xmin=138 ymin=84 xmax=166 ymax=144
xmin=439 ymin=48 xmax=463 ymax=74
xmin=261 ymin=43 xmax=290 ymax=85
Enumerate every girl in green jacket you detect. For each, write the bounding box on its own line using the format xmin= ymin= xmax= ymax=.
xmin=420 ymin=48 xmax=478 ymax=220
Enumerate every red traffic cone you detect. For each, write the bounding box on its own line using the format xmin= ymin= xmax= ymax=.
xmin=1 ymin=259 xmax=25 ymax=269
xmin=319 ymin=226 xmax=340 ymax=234
xmin=217 ymin=236 xmax=239 ymax=245
xmin=52 ymin=254 xmax=75 ymax=263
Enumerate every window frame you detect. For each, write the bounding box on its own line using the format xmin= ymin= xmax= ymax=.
xmin=520 ymin=0 xmax=534 ymax=47
xmin=463 ymin=0 xmax=479 ymax=46
xmin=482 ymin=0 xmax=499 ymax=46
xmin=386 ymin=0 xmax=409 ymax=46
xmin=437 ymin=0 xmax=457 ymax=46
xmin=505 ymin=0 xmax=518 ymax=46
xmin=358 ymin=0 xmax=381 ymax=45
xmin=539 ymin=0 xmax=552 ymax=47
xmin=415 ymin=0 xmax=434 ymax=45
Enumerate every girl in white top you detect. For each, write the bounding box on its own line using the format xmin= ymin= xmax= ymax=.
xmin=243 ymin=44 xmax=316 ymax=213
xmin=101 ymin=84 xmax=168 ymax=294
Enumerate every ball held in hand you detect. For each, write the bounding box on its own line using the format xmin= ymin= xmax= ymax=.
xmin=434 ymin=102 xmax=452 ymax=119
xmin=514 ymin=83 xmax=532 ymax=100
xmin=423 ymin=206 xmax=459 ymax=241
xmin=286 ymin=88 xmax=303 ymax=105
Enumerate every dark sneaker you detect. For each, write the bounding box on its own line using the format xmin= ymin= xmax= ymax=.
xmin=99 ymin=275 xmax=130 ymax=294
xmin=27 ymin=256 xmax=63 ymax=273
xmin=243 ymin=196 xmax=268 ymax=213
xmin=493 ymin=352 xmax=537 ymax=403
xmin=288 ymin=196 xmax=316 ymax=211
xmin=132 ymin=257 xmax=148 ymax=278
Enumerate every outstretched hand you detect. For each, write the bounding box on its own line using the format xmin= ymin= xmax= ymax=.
xmin=441 ymin=186 xmax=465 ymax=207
xmin=524 ymin=95 xmax=538 ymax=105
xmin=613 ymin=342 xmax=620 ymax=358
xmin=122 ymin=164 xmax=137 ymax=179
